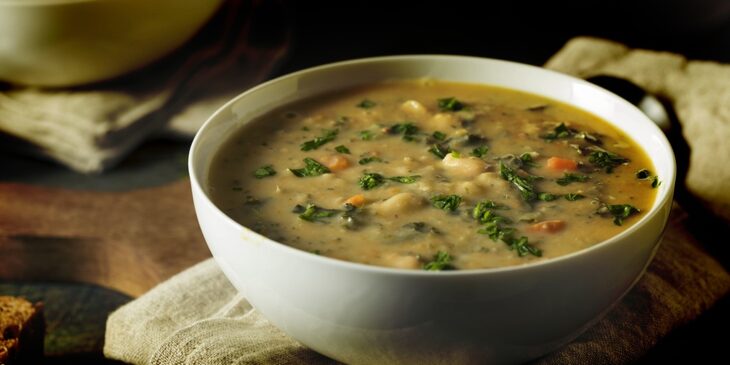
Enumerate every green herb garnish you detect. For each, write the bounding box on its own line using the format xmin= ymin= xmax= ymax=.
xmin=651 ymin=176 xmax=661 ymax=188
xmin=541 ymin=123 xmax=573 ymax=140
xmin=603 ymin=204 xmax=640 ymax=226
xmin=556 ymin=172 xmax=589 ymax=186
xmin=428 ymin=143 xmax=452 ymax=159
xmin=438 ymin=97 xmax=465 ymax=112
xmin=432 ymin=131 xmax=447 ymax=141
xmin=300 ymin=129 xmax=338 ymax=151
xmin=294 ymin=203 xmax=341 ymax=222
xmin=519 ymin=152 xmax=537 ymax=167
xmin=564 ymin=193 xmax=585 ymax=201
xmin=538 ymin=192 xmax=558 ymax=201
xmin=471 ymin=145 xmax=489 ymax=158
xmin=335 ymin=145 xmax=351 ymax=154
xmin=357 ymin=99 xmax=376 ymax=109
xmin=358 ymin=172 xmax=385 ymax=190
xmin=359 ymin=130 xmax=376 ymax=140
xmin=423 ymin=251 xmax=454 ymax=271
xmin=253 ymin=165 xmax=276 ymax=179
xmin=589 ymin=150 xmax=629 ymax=173
xmin=387 ymin=122 xmax=419 ymax=141
xmin=289 ymin=158 xmax=330 ymax=177
xmin=358 ymin=156 xmax=383 ymax=165
xmin=635 ymin=169 xmax=651 ymax=179
xmin=473 ymin=199 xmax=541 ymax=257
xmin=431 ymin=194 xmax=462 ymax=211
xmin=499 ymin=161 xmax=537 ymax=202
xmin=388 ymin=175 xmax=421 ymax=184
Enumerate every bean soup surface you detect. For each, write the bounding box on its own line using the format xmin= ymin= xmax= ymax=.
xmin=208 ymin=80 xmax=658 ymax=270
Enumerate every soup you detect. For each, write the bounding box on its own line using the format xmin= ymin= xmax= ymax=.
xmin=208 ymin=80 xmax=659 ymax=270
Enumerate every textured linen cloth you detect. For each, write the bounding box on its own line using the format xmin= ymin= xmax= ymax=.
xmin=0 ymin=0 xmax=289 ymax=173
xmin=104 ymin=38 xmax=730 ymax=364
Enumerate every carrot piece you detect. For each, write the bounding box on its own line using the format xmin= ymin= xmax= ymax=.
xmin=529 ymin=220 xmax=566 ymax=233
xmin=321 ymin=155 xmax=350 ymax=171
xmin=546 ymin=156 xmax=578 ymax=171
xmin=344 ymin=194 xmax=366 ymax=208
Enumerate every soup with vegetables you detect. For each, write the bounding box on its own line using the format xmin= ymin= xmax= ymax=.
xmin=208 ymin=80 xmax=659 ymax=270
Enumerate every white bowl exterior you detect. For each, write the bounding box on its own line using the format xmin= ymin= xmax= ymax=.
xmin=0 ymin=0 xmax=224 ymax=86
xmin=190 ymin=56 xmax=675 ymax=364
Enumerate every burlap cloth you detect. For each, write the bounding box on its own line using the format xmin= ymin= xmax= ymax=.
xmin=104 ymin=37 xmax=730 ymax=364
xmin=0 ymin=0 xmax=289 ymax=173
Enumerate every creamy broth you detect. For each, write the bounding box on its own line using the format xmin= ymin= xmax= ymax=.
xmin=208 ymin=80 xmax=658 ymax=270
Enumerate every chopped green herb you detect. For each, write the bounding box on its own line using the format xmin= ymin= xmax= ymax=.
xmin=519 ymin=152 xmax=537 ymax=167
xmin=564 ymin=193 xmax=585 ymax=201
xmin=358 ymin=172 xmax=385 ymax=190
xmin=651 ymin=176 xmax=661 ymax=188
xmin=294 ymin=203 xmax=341 ymax=222
xmin=438 ymin=97 xmax=465 ymax=112
xmin=471 ymin=145 xmax=489 ymax=158
xmin=603 ymin=204 xmax=640 ymax=226
xmin=357 ymin=99 xmax=376 ymax=109
xmin=472 ymin=200 xmax=505 ymax=221
xmin=428 ymin=143 xmax=452 ymax=159
xmin=358 ymin=130 xmax=375 ymax=140
xmin=510 ymin=236 xmax=543 ymax=257
xmin=300 ymin=129 xmax=338 ymax=151
xmin=541 ymin=123 xmax=574 ymax=140
xmin=499 ymin=161 xmax=537 ymax=202
xmin=289 ymin=158 xmax=330 ymax=177
xmin=423 ymin=251 xmax=454 ymax=271
xmin=527 ymin=104 xmax=549 ymax=112
xmin=388 ymin=175 xmax=421 ymax=184
xmin=589 ymin=150 xmax=629 ymax=173
xmin=556 ymin=172 xmax=589 ymax=186
xmin=432 ymin=131 xmax=447 ymax=141
xmin=431 ymin=194 xmax=462 ymax=211
xmin=335 ymin=145 xmax=351 ymax=154
xmin=358 ymin=156 xmax=383 ymax=165
xmin=386 ymin=122 xmax=420 ymax=141
xmin=635 ymin=169 xmax=651 ymax=179
xmin=538 ymin=192 xmax=558 ymax=201
xmin=253 ymin=165 xmax=276 ymax=179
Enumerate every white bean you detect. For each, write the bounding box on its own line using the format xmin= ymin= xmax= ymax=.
xmin=441 ymin=153 xmax=488 ymax=178
xmin=400 ymin=100 xmax=429 ymax=118
xmin=372 ymin=192 xmax=425 ymax=217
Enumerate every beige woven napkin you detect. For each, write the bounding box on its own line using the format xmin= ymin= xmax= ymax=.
xmin=104 ymin=38 xmax=730 ymax=364
xmin=0 ymin=0 xmax=289 ymax=173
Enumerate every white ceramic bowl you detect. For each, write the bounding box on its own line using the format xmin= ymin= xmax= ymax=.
xmin=189 ymin=55 xmax=676 ymax=364
xmin=0 ymin=0 xmax=224 ymax=87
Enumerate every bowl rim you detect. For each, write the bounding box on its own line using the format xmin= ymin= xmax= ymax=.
xmin=189 ymin=54 xmax=676 ymax=277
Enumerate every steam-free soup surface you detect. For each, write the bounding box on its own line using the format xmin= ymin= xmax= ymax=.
xmin=209 ymin=80 xmax=658 ymax=270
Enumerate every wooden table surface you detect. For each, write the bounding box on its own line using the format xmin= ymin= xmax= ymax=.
xmin=1 ymin=1 xmax=728 ymax=363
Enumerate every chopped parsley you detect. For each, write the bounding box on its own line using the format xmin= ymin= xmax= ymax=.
xmin=335 ymin=145 xmax=351 ymax=154
xmin=473 ymin=199 xmax=542 ymax=257
xmin=589 ymin=150 xmax=629 ymax=173
xmin=431 ymin=194 xmax=462 ymax=211
xmin=651 ymin=176 xmax=661 ymax=188
xmin=293 ymin=203 xmax=341 ymax=222
xmin=437 ymin=97 xmax=465 ymax=112
xmin=636 ymin=169 xmax=651 ymax=179
xmin=357 ymin=99 xmax=376 ymax=109
xmin=432 ymin=131 xmax=447 ymax=141
xmin=519 ymin=152 xmax=537 ymax=168
xmin=358 ymin=172 xmax=385 ymax=190
xmin=541 ymin=123 xmax=574 ymax=140
xmin=386 ymin=122 xmax=420 ymax=141
xmin=358 ymin=130 xmax=375 ymax=140
xmin=471 ymin=145 xmax=489 ymax=158
xmin=538 ymin=192 xmax=558 ymax=202
xmin=289 ymin=158 xmax=330 ymax=177
xmin=253 ymin=165 xmax=276 ymax=179
xmin=499 ymin=161 xmax=538 ymax=202
xmin=388 ymin=175 xmax=421 ymax=184
xmin=564 ymin=193 xmax=585 ymax=201
xmin=423 ymin=251 xmax=454 ymax=271
xmin=358 ymin=156 xmax=383 ymax=165
xmin=300 ymin=129 xmax=338 ymax=151
xmin=556 ymin=172 xmax=589 ymax=186
xmin=602 ymin=204 xmax=640 ymax=226
xmin=428 ymin=143 xmax=452 ymax=159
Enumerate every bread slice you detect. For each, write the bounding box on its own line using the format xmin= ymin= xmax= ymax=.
xmin=0 ymin=296 xmax=44 ymax=365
